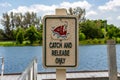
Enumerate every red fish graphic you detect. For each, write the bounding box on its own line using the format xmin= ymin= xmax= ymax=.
xmin=52 ymin=25 xmax=69 ymax=39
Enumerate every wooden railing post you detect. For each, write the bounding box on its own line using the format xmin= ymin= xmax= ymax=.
xmin=33 ymin=59 xmax=37 ymax=80
xmin=107 ymin=40 xmax=117 ymax=80
xmin=18 ymin=58 xmax=37 ymax=80
xmin=0 ymin=57 xmax=4 ymax=80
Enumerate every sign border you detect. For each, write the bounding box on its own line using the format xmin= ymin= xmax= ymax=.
xmin=43 ymin=15 xmax=78 ymax=68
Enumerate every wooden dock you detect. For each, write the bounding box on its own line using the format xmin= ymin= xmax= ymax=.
xmin=1 ymin=70 xmax=120 ymax=80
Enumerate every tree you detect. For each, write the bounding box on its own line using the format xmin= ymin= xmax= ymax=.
xmin=80 ymin=20 xmax=104 ymax=39
xmin=68 ymin=7 xmax=86 ymax=22
xmin=23 ymin=12 xmax=40 ymax=29
xmin=0 ymin=29 xmax=4 ymax=40
xmin=13 ymin=13 xmax=23 ymax=29
xmin=16 ymin=28 xmax=24 ymax=44
xmin=106 ymin=24 xmax=120 ymax=39
xmin=25 ymin=25 xmax=39 ymax=44
xmin=1 ymin=12 xmax=41 ymax=40
xmin=1 ymin=13 xmax=12 ymax=40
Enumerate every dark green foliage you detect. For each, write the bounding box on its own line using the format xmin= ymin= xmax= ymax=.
xmin=80 ymin=20 xmax=104 ymax=39
xmin=106 ymin=24 xmax=120 ymax=39
xmin=1 ymin=12 xmax=41 ymax=40
xmin=16 ymin=28 xmax=24 ymax=44
xmin=1 ymin=10 xmax=120 ymax=45
xmin=25 ymin=25 xmax=39 ymax=44
xmin=0 ymin=29 xmax=4 ymax=40
xmin=79 ymin=32 xmax=86 ymax=40
xmin=38 ymin=32 xmax=42 ymax=44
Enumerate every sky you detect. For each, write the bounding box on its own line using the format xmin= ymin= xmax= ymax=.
xmin=0 ymin=0 xmax=120 ymax=29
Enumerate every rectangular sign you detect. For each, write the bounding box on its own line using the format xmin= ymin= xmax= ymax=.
xmin=43 ymin=15 xmax=78 ymax=68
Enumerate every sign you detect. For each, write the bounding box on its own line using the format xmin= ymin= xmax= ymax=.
xmin=43 ymin=15 xmax=78 ymax=68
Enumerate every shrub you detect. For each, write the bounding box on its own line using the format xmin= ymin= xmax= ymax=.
xmin=116 ymin=38 xmax=120 ymax=43
xmin=79 ymin=32 xmax=86 ymax=40
xmin=25 ymin=25 xmax=39 ymax=44
xmin=16 ymin=28 xmax=24 ymax=44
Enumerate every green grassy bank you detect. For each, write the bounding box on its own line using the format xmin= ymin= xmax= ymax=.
xmin=0 ymin=41 xmax=41 ymax=46
xmin=0 ymin=38 xmax=120 ymax=46
xmin=79 ymin=39 xmax=106 ymax=45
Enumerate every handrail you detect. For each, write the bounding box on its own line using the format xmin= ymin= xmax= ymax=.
xmin=18 ymin=58 xmax=37 ymax=80
xmin=0 ymin=57 xmax=4 ymax=80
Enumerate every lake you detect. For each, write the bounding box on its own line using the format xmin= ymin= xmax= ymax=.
xmin=0 ymin=45 xmax=120 ymax=74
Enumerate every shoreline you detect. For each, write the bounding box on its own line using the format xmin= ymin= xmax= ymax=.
xmin=0 ymin=39 xmax=119 ymax=46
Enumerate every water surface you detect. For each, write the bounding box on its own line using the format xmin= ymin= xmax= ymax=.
xmin=0 ymin=45 xmax=119 ymax=74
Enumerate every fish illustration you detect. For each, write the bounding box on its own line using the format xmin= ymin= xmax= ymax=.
xmin=52 ymin=24 xmax=69 ymax=39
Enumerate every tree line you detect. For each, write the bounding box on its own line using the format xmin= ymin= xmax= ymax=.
xmin=0 ymin=7 xmax=120 ymax=45
xmin=0 ymin=12 xmax=42 ymax=44
xmin=79 ymin=20 xmax=120 ymax=41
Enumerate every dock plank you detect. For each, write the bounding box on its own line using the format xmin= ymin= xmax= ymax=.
xmin=1 ymin=71 xmax=120 ymax=80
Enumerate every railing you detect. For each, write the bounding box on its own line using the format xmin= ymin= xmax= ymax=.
xmin=0 ymin=57 xmax=4 ymax=80
xmin=18 ymin=58 xmax=37 ymax=80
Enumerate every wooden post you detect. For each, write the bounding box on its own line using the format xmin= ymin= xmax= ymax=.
xmin=33 ymin=59 xmax=37 ymax=80
xmin=107 ymin=40 xmax=117 ymax=80
xmin=56 ymin=69 xmax=66 ymax=80
xmin=55 ymin=8 xmax=67 ymax=15
xmin=0 ymin=57 xmax=4 ymax=80
xmin=56 ymin=8 xmax=67 ymax=80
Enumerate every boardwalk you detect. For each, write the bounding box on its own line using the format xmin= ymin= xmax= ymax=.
xmin=1 ymin=70 xmax=120 ymax=80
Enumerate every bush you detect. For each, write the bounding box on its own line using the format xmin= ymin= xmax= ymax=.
xmin=79 ymin=32 xmax=86 ymax=40
xmin=116 ymin=38 xmax=120 ymax=43
xmin=16 ymin=28 xmax=24 ymax=44
xmin=25 ymin=25 xmax=39 ymax=44
xmin=93 ymin=38 xmax=99 ymax=44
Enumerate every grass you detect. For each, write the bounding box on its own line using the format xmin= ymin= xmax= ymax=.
xmin=79 ymin=39 xmax=106 ymax=45
xmin=0 ymin=38 xmax=119 ymax=46
xmin=0 ymin=39 xmax=107 ymax=46
xmin=0 ymin=41 xmax=16 ymax=46
xmin=0 ymin=41 xmax=42 ymax=46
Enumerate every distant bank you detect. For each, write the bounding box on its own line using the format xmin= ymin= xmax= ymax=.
xmin=0 ymin=39 xmax=120 ymax=46
xmin=0 ymin=41 xmax=41 ymax=46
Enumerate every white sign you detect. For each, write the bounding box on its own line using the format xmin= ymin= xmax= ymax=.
xmin=43 ymin=15 xmax=78 ymax=68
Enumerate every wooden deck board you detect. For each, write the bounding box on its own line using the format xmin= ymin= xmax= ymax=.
xmin=2 ymin=75 xmax=19 ymax=80
xmin=1 ymin=71 xmax=120 ymax=80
